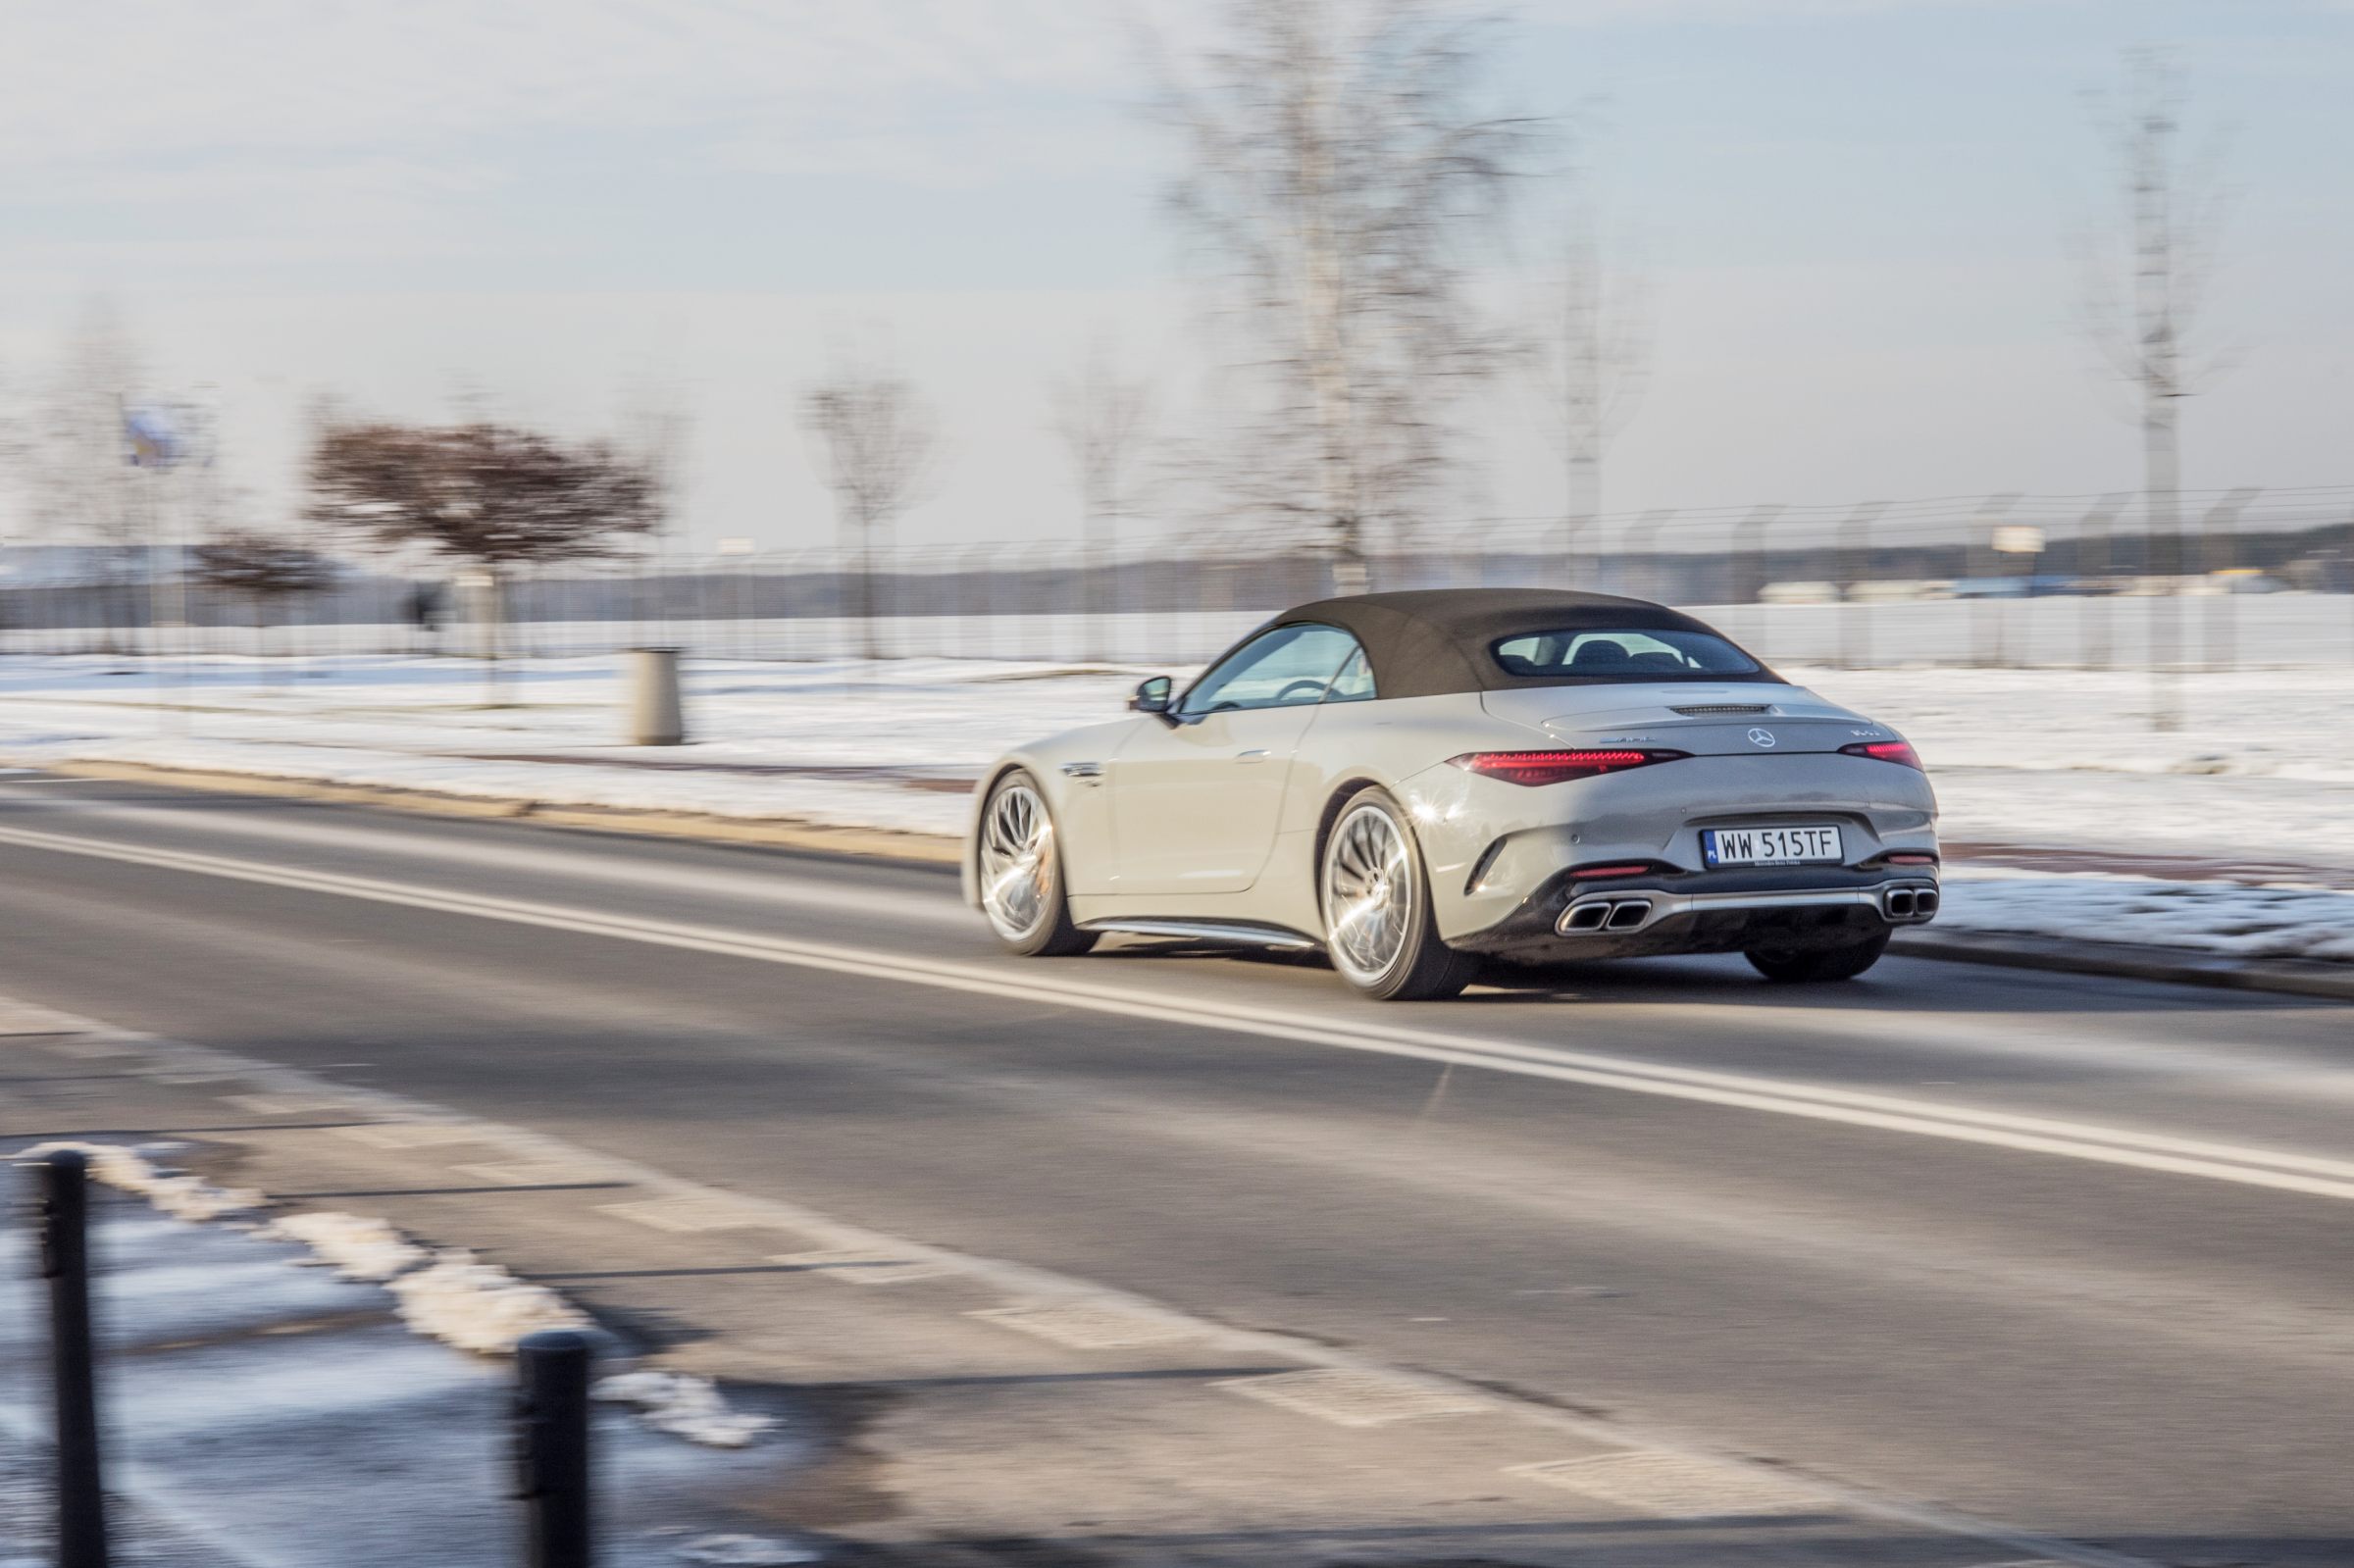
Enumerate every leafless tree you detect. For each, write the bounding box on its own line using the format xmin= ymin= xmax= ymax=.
xmin=22 ymin=303 xmax=146 ymax=645
xmin=1156 ymin=0 xmax=1541 ymax=591
xmin=2078 ymin=49 xmax=2236 ymax=732
xmin=798 ymin=342 xmax=945 ymax=660
xmin=1049 ymin=334 xmax=1156 ymax=660
xmin=191 ymin=530 xmax=339 ymax=664
xmin=306 ymin=416 xmax=659 ymax=701
xmin=1529 ymin=189 xmax=1649 ymax=586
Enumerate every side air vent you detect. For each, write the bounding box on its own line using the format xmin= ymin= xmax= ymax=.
xmin=1670 ymin=703 xmax=1772 ymax=717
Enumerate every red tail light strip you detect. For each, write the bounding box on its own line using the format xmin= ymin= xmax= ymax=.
xmin=1448 ymin=749 xmax=1690 ymax=787
xmin=1840 ymin=740 xmax=1924 ymax=770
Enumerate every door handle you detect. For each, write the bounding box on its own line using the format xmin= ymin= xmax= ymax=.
xmin=1236 ymin=749 xmax=1269 ymax=763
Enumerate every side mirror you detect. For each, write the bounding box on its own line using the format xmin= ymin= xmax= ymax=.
xmin=1128 ymin=676 xmax=1173 ymax=715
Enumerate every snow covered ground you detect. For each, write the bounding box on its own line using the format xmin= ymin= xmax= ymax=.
xmin=2 ymin=651 xmax=2349 ymax=964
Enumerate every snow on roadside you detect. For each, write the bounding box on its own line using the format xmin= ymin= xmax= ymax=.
xmin=1937 ymin=870 xmax=2354 ymax=964
xmin=7 ymin=1139 xmax=771 ymax=1447
xmin=594 ymin=1370 xmax=774 ymax=1448
xmin=256 ymin=1210 xmax=427 ymax=1281
xmin=385 ymin=1247 xmax=593 ymax=1354
xmin=18 ymin=1140 xmax=266 ymax=1222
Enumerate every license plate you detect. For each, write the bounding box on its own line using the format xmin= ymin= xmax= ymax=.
xmin=1702 ymin=824 xmax=1844 ymax=867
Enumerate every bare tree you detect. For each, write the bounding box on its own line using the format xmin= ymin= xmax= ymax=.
xmin=1049 ymin=334 xmax=1156 ymax=661
xmin=24 ymin=303 xmax=146 ymax=646
xmin=1530 ymin=190 xmax=1649 ymax=587
xmin=1157 ymin=0 xmax=1540 ymax=591
xmin=799 ymin=342 xmax=944 ymax=660
xmin=2078 ymin=49 xmax=2236 ymax=732
xmin=191 ymin=530 xmax=339 ymax=664
xmin=306 ymin=417 xmax=659 ymax=702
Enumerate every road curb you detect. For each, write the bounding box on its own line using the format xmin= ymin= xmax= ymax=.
xmin=26 ymin=758 xmax=966 ymax=866
xmin=26 ymin=757 xmax=2347 ymax=1002
xmin=1889 ymin=931 xmax=2354 ymax=1003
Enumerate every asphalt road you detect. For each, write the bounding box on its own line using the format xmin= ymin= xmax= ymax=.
xmin=6 ymin=771 xmax=2354 ymax=1565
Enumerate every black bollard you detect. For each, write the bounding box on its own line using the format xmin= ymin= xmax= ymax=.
xmin=514 ymin=1329 xmax=594 ymax=1568
xmin=36 ymin=1149 xmax=110 ymax=1568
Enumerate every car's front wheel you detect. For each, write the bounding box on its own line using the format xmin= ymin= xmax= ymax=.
xmin=1744 ymin=931 xmax=1889 ymax=984
xmin=1320 ymin=787 xmax=1478 ymax=1001
xmin=977 ymin=771 xmax=1097 ymax=957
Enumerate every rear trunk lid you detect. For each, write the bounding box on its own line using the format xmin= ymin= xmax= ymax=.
xmin=1479 ymin=683 xmax=1887 ymax=756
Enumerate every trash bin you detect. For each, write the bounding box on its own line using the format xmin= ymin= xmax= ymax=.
xmin=628 ymin=646 xmax=686 ymax=746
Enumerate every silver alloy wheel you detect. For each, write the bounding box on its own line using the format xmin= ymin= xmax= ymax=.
xmin=1323 ymin=801 xmax=1413 ymax=983
xmin=979 ymin=781 xmax=1057 ymax=942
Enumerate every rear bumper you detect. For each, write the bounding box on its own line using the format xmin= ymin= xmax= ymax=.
xmin=1452 ymin=864 xmax=1939 ymax=960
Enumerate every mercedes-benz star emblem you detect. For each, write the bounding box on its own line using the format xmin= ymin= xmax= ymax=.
xmin=1746 ymin=728 xmax=1777 ymax=748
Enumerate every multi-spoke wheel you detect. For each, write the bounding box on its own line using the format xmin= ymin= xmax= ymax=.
xmin=977 ymin=772 xmax=1096 ymax=957
xmin=1318 ymin=786 xmax=1477 ymax=1001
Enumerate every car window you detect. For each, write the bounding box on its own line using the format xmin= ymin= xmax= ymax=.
xmin=1492 ymin=629 xmax=1760 ymax=681
xmin=1324 ymin=647 xmax=1376 ymax=703
xmin=1179 ymin=624 xmax=1361 ymax=716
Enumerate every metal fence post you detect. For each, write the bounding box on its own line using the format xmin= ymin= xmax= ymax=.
xmin=515 ymin=1329 xmax=594 ymax=1568
xmin=33 ymin=1149 xmax=111 ymax=1568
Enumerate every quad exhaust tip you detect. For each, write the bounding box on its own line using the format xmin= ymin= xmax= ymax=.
xmin=1559 ymin=898 xmax=1654 ymax=935
xmin=1881 ymin=885 xmax=1939 ymax=922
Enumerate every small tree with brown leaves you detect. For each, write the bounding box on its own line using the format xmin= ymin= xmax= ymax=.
xmin=307 ymin=419 xmax=658 ymax=702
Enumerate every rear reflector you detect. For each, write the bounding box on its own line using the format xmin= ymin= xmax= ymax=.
xmin=1570 ymin=863 xmax=1656 ymax=880
xmin=1886 ymin=851 xmax=1937 ymax=865
xmin=1448 ymin=749 xmax=1689 ymax=787
xmin=1839 ymin=739 xmax=1924 ymax=770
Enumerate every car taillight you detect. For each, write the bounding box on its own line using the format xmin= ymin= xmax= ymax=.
xmin=1448 ymin=749 xmax=1689 ymax=787
xmin=1840 ymin=740 xmax=1923 ymax=770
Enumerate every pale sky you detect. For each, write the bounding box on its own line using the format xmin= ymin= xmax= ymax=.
xmin=1 ymin=0 xmax=2347 ymax=556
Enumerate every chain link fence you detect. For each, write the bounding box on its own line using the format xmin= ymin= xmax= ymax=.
xmin=4 ymin=486 xmax=2351 ymax=671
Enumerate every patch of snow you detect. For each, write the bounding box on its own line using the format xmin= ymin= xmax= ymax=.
xmin=1937 ymin=871 xmax=2354 ymax=963
xmin=256 ymin=1210 xmax=427 ymax=1282
xmin=15 ymin=1140 xmax=265 ymax=1222
xmin=593 ymin=1370 xmax=773 ymax=1449
xmin=384 ymin=1248 xmax=593 ymax=1356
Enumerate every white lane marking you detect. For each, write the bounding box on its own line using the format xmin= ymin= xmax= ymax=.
xmin=2 ymin=818 xmax=2349 ymax=1205
xmin=220 ymin=1093 xmax=353 ymax=1115
xmin=1510 ymin=1452 xmax=1827 ymax=1518
xmin=1217 ymin=1368 xmax=1491 ymax=1428
xmin=770 ymin=1247 xmax=957 ymax=1285
xmin=334 ymin=1123 xmax=486 ymax=1149
xmin=449 ymin=1159 xmax=626 ymax=1187
xmin=597 ymin=1196 xmax=780 ymax=1233
xmin=970 ymin=1302 xmax=1206 ymax=1347
xmin=5 ymin=792 xmax=967 ymax=926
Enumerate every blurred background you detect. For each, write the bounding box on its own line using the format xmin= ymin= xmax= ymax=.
xmin=0 ymin=0 xmax=2346 ymax=700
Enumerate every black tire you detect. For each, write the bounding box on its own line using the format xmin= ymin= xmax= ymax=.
xmin=1745 ymin=931 xmax=1889 ymax=984
xmin=976 ymin=771 xmax=1098 ymax=958
xmin=1319 ymin=785 xmax=1479 ymax=1001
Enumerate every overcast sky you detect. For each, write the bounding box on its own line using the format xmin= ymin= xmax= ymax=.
xmin=1 ymin=0 xmax=2346 ymax=555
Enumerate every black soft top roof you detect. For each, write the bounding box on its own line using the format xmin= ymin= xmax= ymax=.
xmin=1262 ymin=587 xmax=1759 ymax=700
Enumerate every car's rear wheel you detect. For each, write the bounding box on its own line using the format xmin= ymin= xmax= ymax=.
xmin=1320 ymin=787 xmax=1478 ymax=1001
xmin=1745 ymin=931 xmax=1889 ymax=984
xmin=978 ymin=771 xmax=1097 ymax=957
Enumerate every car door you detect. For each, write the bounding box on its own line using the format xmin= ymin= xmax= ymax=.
xmin=1111 ymin=624 xmax=1362 ymax=895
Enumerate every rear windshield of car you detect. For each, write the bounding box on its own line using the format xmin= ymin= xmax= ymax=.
xmin=1491 ymin=629 xmax=1762 ymax=682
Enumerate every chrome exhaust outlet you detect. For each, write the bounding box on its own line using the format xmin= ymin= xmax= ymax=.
xmin=1883 ymin=887 xmax=1916 ymax=919
xmin=1559 ymin=897 xmax=1654 ymax=936
xmin=1914 ymin=887 xmax=1938 ymax=917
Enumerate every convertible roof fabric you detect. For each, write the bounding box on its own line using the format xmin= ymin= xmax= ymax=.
xmin=1266 ymin=587 xmax=1756 ymax=700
